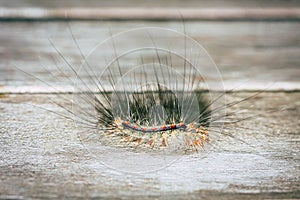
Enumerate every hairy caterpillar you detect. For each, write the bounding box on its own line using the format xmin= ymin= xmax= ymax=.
xmin=18 ymin=23 xmax=269 ymax=168
xmin=4 ymin=14 xmax=298 ymax=195
xmin=28 ymin=26 xmax=233 ymax=154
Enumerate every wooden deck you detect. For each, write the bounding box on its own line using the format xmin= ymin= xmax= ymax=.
xmin=0 ymin=1 xmax=299 ymax=199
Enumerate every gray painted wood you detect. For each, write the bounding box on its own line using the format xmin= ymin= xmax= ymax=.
xmin=0 ymin=93 xmax=299 ymax=199
xmin=0 ymin=1 xmax=299 ymax=198
xmin=0 ymin=21 xmax=299 ymax=93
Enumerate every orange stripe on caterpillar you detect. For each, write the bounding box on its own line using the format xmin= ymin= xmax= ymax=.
xmin=120 ymin=120 xmax=187 ymax=133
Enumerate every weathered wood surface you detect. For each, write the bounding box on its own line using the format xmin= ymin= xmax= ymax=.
xmin=0 ymin=21 xmax=299 ymax=93
xmin=1 ymin=0 xmax=300 ymax=9
xmin=0 ymin=93 xmax=299 ymax=199
xmin=1 ymin=0 xmax=300 ymax=21
xmin=1 ymin=8 xmax=300 ymax=21
xmin=0 ymin=1 xmax=300 ymax=199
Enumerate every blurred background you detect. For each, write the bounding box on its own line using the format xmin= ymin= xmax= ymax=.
xmin=0 ymin=0 xmax=300 ymax=8
xmin=0 ymin=0 xmax=299 ymax=92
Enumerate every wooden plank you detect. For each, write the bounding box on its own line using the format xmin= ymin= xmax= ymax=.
xmin=0 ymin=0 xmax=300 ymax=9
xmin=0 ymin=92 xmax=299 ymax=199
xmin=0 ymin=21 xmax=299 ymax=93
xmin=1 ymin=8 xmax=300 ymax=21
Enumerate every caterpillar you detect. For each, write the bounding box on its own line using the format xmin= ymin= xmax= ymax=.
xmin=22 ymin=25 xmax=262 ymax=157
xmin=6 ymin=15 xmax=298 ymax=192
xmin=39 ymin=26 xmax=230 ymax=154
